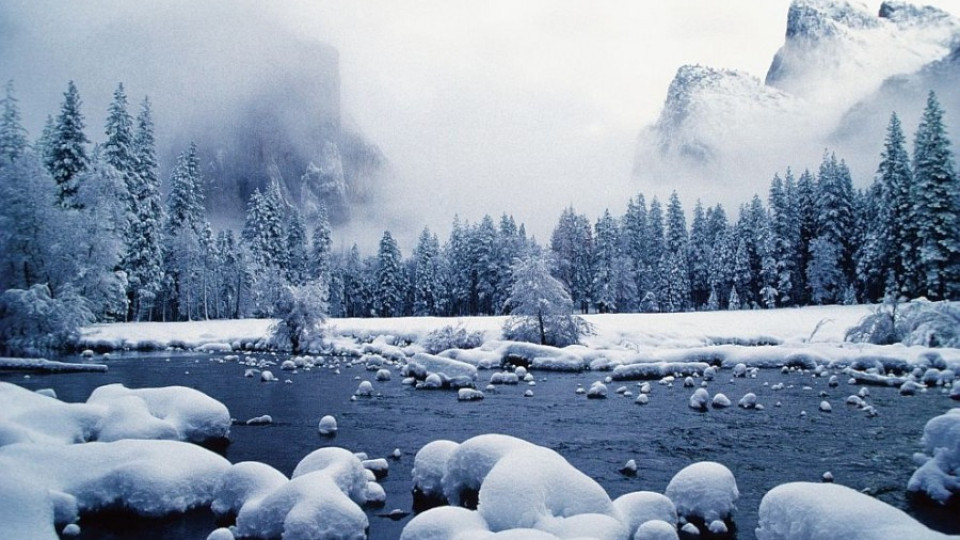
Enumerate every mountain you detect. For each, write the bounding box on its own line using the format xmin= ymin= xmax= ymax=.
xmin=634 ymin=0 xmax=960 ymax=204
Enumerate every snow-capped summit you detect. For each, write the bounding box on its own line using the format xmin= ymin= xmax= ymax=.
xmin=766 ymin=0 xmax=959 ymax=106
xmin=651 ymin=65 xmax=798 ymax=164
xmin=634 ymin=0 xmax=960 ymax=206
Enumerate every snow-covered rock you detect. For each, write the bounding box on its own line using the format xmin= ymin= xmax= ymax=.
xmin=634 ymin=519 xmax=679 ymax=540
xmin=355 ymin=380 xmax=374 ymax=397
xmin=738 ymin=392 xmax=758 ymax=409
xmin=689 ymin=388 xmax=710 ymax=411
xmin=664 ymin=461 xmax=739 ymax=522
xmin=908 ymin=408 xmax=960 ymax=503
xmin=588 ymin=381 xmax=609 ymax=399
xmin=612 ymin=491 xmax=677 ymax=534
xmin=212 ymin=461 xmax=288 ymax=516
xmin=457 ymin=388 xmax=485 ymax=401
xmin=712 ymin=393 xmax=732 ymax=408
xmin=756 ymin=481 xmax=953 ymax=540
xmin=318 ymin=415 xmax=338 ymax=435
xmin=412 ymin=440 xmax=459 ymax=500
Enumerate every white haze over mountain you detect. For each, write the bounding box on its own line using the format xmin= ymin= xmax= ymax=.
xmin=1 ymin=1 xmax=958 ymax=250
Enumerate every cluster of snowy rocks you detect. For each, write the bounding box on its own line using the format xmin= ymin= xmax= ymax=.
xmin=405 ymin=433 xmax=737 ymax=540
xmin=2 ymin=374 xmax=958 ymax=540
xmin=0 ymin=381 xmax=386 ymax=540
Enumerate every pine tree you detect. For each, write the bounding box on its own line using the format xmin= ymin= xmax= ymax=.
xmin=769 ymin=171 xmax=800 ymax=305
xmin=162 ymin=143 xmax=209 ymax=320
xmin=550 ymin=206 xmax=593 ymax=313
xmin=0 ymin=80 xmax=29 ymax=164
xmin=911 ymin=91 xmax=960 ymax=300
xmin=815 ymin=152 xmax=856 ymax=286
xmin=621 ymin=194 xmax=647 ymax=309
xmin=376 ymin=231 xmax=405 ymax=317
xmin=286 ymin=210 xmax=309 ymax=286
xmin=413 ymin=227 xmax=442 ymax=316
xmin=126 ymin=97 xmax=164 ymax=320
xmin=592 ymin=210 xmax=620 ymax=313
xmin=47 ymin=81 xmax=90 ymax=207
xmin=796 ymin=169 xmax=818 ymax=303
xmin=103 ymin=84 xmax=136 ymax=180
xmin=472 ymin=214 xmax=500 ymax=315
xmin=310 ymin=204 xmax=333 ymax=286
xmin=688 ymin=200 xmax=711 ymax=309
xmin=502 ymin=254 xmax=591 ymax=347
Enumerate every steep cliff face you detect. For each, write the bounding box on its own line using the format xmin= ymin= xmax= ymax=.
xmin=181 ymin=41 xmax=385 ymax=228
xmin=634 ymin=0 xmax=960 ymax=202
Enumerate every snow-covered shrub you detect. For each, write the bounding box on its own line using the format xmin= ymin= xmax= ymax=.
xmin=0 ymin=284 xmax=93 ymax=355
xmin=501 ymin=255 xmax=594 ymax=347
xmin=846 ymin=299 xmax=960 ymax=347
xmin=269 ymin=282 xmax=327 ymax=353
xmin=422 ymin=323 xmax=484 ymax=354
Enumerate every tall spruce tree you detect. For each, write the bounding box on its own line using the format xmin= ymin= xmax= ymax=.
xmin=376 ymin=231 xmax=405 ymax=317
xmin=0 ymin=80 xmax=28 ymax=164
xmin=911 ymin=91 xmax=960 ymax=300
xmin=310 ymin=204 xmax=333 ymax=286
xmin=126 ymin=97 xmax=164 ymax=320
xmin=413 ymin=227 xmax=442 ymax=316
xmin=48 ymin=81 xmax=89 ymax=207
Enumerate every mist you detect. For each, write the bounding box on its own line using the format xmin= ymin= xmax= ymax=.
xmin=2 ymin=0 xmax=959 ymax=252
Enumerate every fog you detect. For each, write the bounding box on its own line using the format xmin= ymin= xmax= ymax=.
xmin=2 ymin=1 xmax=958 ymax=251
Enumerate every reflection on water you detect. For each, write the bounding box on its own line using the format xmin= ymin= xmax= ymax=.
xmin=3 ymin=351 xmax=958 ymax=539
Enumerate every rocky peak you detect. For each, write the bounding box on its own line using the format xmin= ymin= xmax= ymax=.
xmin=784 ymin=0 xmax=879 ymax=41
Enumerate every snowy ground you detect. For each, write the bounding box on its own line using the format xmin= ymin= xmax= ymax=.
xmin=3 ymin=304 xmax=959 ymax=539
xmin=79 ymin=305 xmax=871 ymax=351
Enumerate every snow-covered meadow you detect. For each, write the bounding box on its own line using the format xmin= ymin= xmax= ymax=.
xmin=2 ymin=303 xmax=959 ymax=539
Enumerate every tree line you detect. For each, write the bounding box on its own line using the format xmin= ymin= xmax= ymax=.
xmin=1 ymin=81 xmax=958 ymax=344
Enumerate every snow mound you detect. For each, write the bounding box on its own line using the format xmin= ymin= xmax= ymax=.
xmin=212 ymin=461 xmax=288 ymax=516
xmin=908 ymin=408 xmax=960 ymax=503
xmin=400 ymin=506 xmax=490 ymax=540
xmin=612 ymin=491 xmax=677 ymax=535
xmin=235 ymin=447 xmax=377 ymax=540
xmin=412 ymin=440 xmax=459 ymax=500
xmin=441 ymin=434 xmax=535 ymax=505
xmin=403 ymin=353 xmax=478 ymax=385
xmin=0 ymin=382 xmax=229 ymax=446
xmin=664 ymin=461 xmax=738 ymax=522
xmin=0 ymin=439 xmax=231 ymax=538
xmin=477 ymin=445 xmax=617 ymax=531
xmin=634 ymin=520 xmax=679 ymax=540
xmin=87 ymin=383 xmax=231 ymax=443
xmin=756 ymin=481 xmax=953 ymax=540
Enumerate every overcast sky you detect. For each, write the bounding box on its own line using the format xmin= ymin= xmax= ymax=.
xmin=3 ymin=1 xmax=959 ymax=249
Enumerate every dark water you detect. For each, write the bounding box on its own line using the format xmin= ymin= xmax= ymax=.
xmin=3 ymin=352 xmax=959 ymax=539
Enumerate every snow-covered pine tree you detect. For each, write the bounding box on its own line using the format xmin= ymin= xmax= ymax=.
xmin=0 ymin=81 xmax=29 ymax=165
xmin=911 ymin=91 xmax=960 ymax=300
xmin=443 ymin=215 xmax=471 ymax=316
xmin=310 ymin=204 xmax=333 ymax=286
xmin=375 ymin=231 xmax=405 ymax=317
xmin=688 ymin=200 xmax=711 ymax=309
xmin=621 ymin=194 xmax=647 ymax=306
xmin=412 ymin=226 xmax=442 ymax=316
xmin=815 ymin=152 xmax=856 ymax=287
xmin=795 ymin=169 xmax=818 ymax=303
xmin=47 ymin=81 xmax=90 ymax=208
xmin=35 ymin=115 xmax=56 ymax=170
xmin=658 ymin=192 xmax=690 ymax=312
xmin=550 ymin=206 xmax=593 ymax=313
xmin=727 ymin=285 xmax=741 ymax=311
xmin=286 ymin=209 xmax=309 ymax=286
xmin=592 ymin=209 xmax=620 ymax=313
xmin=645 ymin=197 xmax=666 ymax=300
xmin=807 ymin=236 xmax=843 ymax=305
xmin=472 ymin=214 xmax=500 ymax=315
xmin=871 ymin=113 xmax=915 ymax=299
xmin=126 ymin=97 xmax=164 ymax=320
xmin=768 ymin=171 xmax=800 ymax=306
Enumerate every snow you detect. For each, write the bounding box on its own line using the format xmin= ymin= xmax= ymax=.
xmin=712 ymin=393 xmax=732 ymax=408
xmin=412 ymin=440 xmax=459 ymax=499
xmin=612 ymin=491 xmax=677 ymax=534
xmin=664 ymin=461 xmax=739 ymax=522
xmin=441 ymin=434 xmax=535 ymax=505
xmin=689 ymin=388 xmax=710 ymax=411
xmin=756 ymin=481 xmax=953 ymax=540
xmin=212 ymin=461 xmax=288 ymax=516
xmin=0 ymin=439 xmax=231 ymax=538
xmin=0 ymin=356 xmax=107 ymax=372
xmin=634 ymin=520 xmax=679 ymax=540
xmin=318 ymin=415 xmax=338 ymax=435
xmin=908 ymin=408 xmax=960 ymax=503
xmin=0 ymin=382 xmax=229 ymax=446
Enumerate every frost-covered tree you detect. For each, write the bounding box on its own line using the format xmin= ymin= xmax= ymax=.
xmin=621 ymin=194 xmax=648 ymax=304
xmin=47 ymin=81 xmax=90 ymax=208
xmin=807 ymin=237 xmax=843 ymax=305
xmin=412 ymin=227 xmax=442 ymax=316
xmin=550 ymin=206 xmax=594 ymax=313
xmin=125 ymin=97 xmax=164 ymax=320
xmin=795 ymin=169 xmax=818 ymax=303
xmin=728 ymin=286 xmax=741 ymax=311
xmin=103 ymin=84 xmax=136 ymax=185
xmin=285 ymin=210 xmax=309 ymax=286
xmin=644 ymin=197 xmax=666 ymax=300
xmin=688 ymin=200 xmax=711 ymax=309
xmin=443 ymin=216 xmax=472 ymax=316
xmin=375 ymin=231 xmax=405 ymax=317
xmin=502 ymin=254 xmax=591 ymax=347
xmin=162 ymin=143 xmax=210 ymax=320
xmin=592 ymin=210 xmax=620 ymax=313
xmin=0 ymin=284 xmax=93 ymax=355
xmin=769 ymin=171 xmax=800 ymax=305
xmin=911 ymin=91 xmax=960 ymax=300
xmin=0 ymin=81 xmax=29 ymax=165
xmin=815 ymin=152 xmax=856 ymax=287
xmin=270 ymin=281 xmax=328 ymax=354
xmin=471 ymin=214 xmax=500 ymax=314
xmin=310 ymin=204 xmax=333 ymax=286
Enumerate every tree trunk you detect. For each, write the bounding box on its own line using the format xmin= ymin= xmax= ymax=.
xmin=538 ymin=311 xmax=546 ymax=345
